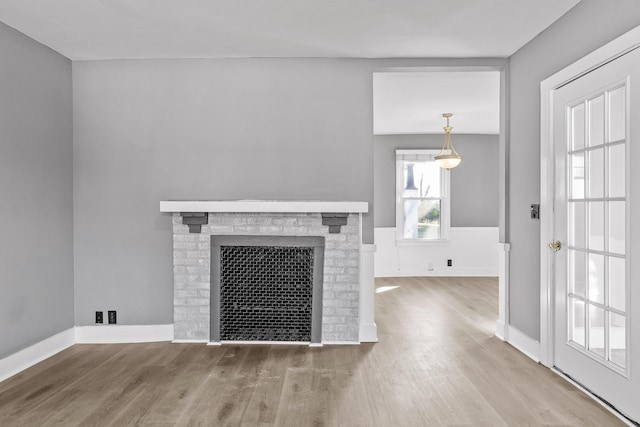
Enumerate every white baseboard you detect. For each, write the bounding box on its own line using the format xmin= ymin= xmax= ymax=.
xmin=506 ymin=326 xmax=540 ymax=363
xmin=359 ymin=323 xmax=379 ymax=342
xmin=0 ymin=328 xmax=75 ymax=383
xmin=75 ymin=324 xmax=174 ymax=344
xmin=1 ymin=324 xmax=361 ymax=384
xmin=495 ymin=320 xmax=508 ymax=341
xmin=172 ymin=339 xmax=209 ymax=344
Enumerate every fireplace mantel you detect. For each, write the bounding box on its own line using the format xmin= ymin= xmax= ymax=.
xmin=160 ymin=200 xmax=368 ymax=214
xmin=162 ymin=199 xmax=377 ymax=344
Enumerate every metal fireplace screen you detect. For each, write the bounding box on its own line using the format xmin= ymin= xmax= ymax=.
xmin=211 ymin=235 xmax=324 ymax=343
xmin=220 ymin=245 xmax=314 ymax=341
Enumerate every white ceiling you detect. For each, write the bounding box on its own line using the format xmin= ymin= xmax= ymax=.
xmin=0 ymin=0 xmax=580 ymax=60
xmin=374 ymin=71 xmax=500 ymax=135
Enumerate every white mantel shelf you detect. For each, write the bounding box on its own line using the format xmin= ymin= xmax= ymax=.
xmin=160 ymin=200 xmax=368 ymax=214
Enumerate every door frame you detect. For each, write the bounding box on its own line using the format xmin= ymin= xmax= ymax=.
xmin=372 ymin=63 xmax=510 ymax=342
xmin=540 ymin=25 xmax=640 ymax=368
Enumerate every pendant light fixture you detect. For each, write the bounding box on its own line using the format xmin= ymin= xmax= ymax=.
xmin=435 ymin=113 xmax=462 ymax=169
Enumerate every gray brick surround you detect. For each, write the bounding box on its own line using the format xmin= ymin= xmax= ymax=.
xmin=172 ymin=212 xmax=361 ymax=343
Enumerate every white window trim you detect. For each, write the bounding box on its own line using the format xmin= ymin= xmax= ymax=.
xmin=395 ymin=149 xmax=451 ymax=245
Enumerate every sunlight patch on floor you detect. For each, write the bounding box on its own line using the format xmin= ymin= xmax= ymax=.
xmin=375 ymin=286 xmax=399 ymax=293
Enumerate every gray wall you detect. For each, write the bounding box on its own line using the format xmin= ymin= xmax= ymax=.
xmin=72 ymin=58 xmax=506 ymax=326
xmin=72 ymin=59 xmax=373 ymax=326
xmin=374 ymin=134 xmax=499 ymax=228
xmin=7 ymin=0 xmax=638 ymax=351
xmin=0 ymin=23 xmax=73 ymax=358
xmin=508 ymin=0 xmax=640 ymax=340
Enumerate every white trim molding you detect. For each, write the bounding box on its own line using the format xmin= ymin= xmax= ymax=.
xmin=539 ymin=25 xmax=640 ymax=369
xmin=359 ymin=243 xmax=378 ymax=342
xmin=75 ymin=324 xmax=174 ymax=344
xmin=506 ymin=326 xmax=541 ymax=363
xmin=0 ymin=328 xmax=75 ymax=383
xmin=160 ymin=200 xmax=368 ymax=213
xmin=495 ymin=242 xmax=511 ymax=341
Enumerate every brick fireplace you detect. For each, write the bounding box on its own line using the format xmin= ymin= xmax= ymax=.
xmin=160 ymin=201 xmax=375 ymax=345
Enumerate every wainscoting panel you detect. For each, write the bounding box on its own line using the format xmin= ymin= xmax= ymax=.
xmin=374 ymin=227 xmax=499 ymax=277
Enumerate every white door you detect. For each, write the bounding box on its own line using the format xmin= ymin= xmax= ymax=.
xmin=552 ymin=47 xmax=640 ymax=422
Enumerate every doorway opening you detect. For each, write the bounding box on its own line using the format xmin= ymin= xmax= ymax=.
xmin=371 ymin=65 xmax=509 ymax=339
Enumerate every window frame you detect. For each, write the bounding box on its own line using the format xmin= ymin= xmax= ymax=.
xmin=395 ymin=149 xmax=451 ymax=245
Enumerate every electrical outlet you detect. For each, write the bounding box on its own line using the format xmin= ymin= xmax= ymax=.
xmin=108 ymin=310 xmax=117 ymax=324
xmin=95 ymin=311 xmax=103 ymax=324
xmin=428 ymin=263 xmax=434 ymax=271
xmin=447 ymin=259 xmax=453 ymax=267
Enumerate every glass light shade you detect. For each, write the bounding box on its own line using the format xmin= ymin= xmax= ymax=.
xmin=435 ymin=153 xmax=462 ymax=169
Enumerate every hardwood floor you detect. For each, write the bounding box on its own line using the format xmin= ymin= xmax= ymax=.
xmin=0 ymin=277 xmax=624 ymax=426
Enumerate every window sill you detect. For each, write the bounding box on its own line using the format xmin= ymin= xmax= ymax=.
xmin=395 ymin=238 xmax=451 ymax=247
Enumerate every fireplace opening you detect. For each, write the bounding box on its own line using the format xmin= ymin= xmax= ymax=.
xmin=210 ymin=235 xmax=324 ymax=344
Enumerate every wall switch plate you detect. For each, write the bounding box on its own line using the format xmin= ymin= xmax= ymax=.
xmin=95 ymin=311 xmax=103 ymax=324
xmin=108 ymin=310 xmax=117 ymax=324
xmin=447 ymin=259 xmax=453 ymax=267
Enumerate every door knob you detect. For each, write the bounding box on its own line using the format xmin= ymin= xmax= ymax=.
xmin=549 ymin=240 xmax=562 ymax=252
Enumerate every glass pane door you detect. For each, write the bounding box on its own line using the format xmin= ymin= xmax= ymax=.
xmin=553 ymin=43 xmax=640 ymax=422
xmin=566 ymin=85 xmax=627 ymax=372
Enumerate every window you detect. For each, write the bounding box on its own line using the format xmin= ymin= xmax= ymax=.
xmin=396 ymin=150 xmax=450 ymax=242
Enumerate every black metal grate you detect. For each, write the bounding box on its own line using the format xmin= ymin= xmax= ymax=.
xmin=220 ymin=245 xmax=314 ymax=341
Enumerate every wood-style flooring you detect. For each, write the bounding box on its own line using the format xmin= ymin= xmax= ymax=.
xmin=0 ymin=277 xmax=624 ymax=426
